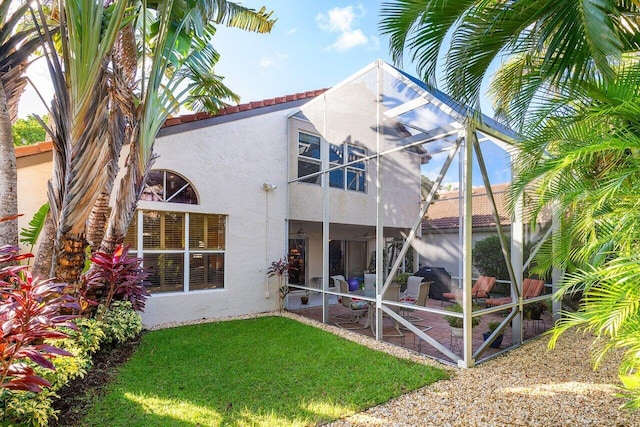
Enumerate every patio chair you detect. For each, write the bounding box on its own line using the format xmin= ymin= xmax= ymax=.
xmin=485 ymin=278 xmax=545 ymax=308
xmin=334 ymin=278 xmax=370 ymax=330
xmin=364 ymin=273 xmax=376 ymax=292
xmin=442 ymin=276 xmax=496 ymax=305
xmin=400 ymin=280 xmax=432 ymax=323
xmin=379 ymin=283 xmax=403 ymax=337
xmin=400 ymin=276 xmax=424 ymax=303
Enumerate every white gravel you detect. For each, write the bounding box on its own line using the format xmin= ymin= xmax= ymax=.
xmin=148 ymin=311 xmax=640 ymax=426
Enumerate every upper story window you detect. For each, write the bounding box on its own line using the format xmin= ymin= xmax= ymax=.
xmin=297 ymin=131 xmax=367 ymax=193
xmin=141 ymin=170 xmax=198 ymax=204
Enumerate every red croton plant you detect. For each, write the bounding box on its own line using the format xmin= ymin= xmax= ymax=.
xmin=0 ymin=244 xmax=79 ymax=392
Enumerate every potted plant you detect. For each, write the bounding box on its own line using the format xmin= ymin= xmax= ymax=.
xmin=300 ymin=290 xmax=310 ymax=305
xmin=444 ymin=303 xmax=480 ymax=337
xmin=394 ymin=272 xmax=412 ymax=293
xmin=482 ymin=320 xmax=504 ymax=348
xmin=523 ymin=301 xmax=546 ymax=320
xmin=266 ymin=257 xmax=296 ymax=311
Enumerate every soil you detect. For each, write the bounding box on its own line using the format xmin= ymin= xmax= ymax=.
xmin=50 ymin=333 xmax=144 ymax=426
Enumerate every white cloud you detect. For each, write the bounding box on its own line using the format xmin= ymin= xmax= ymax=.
xmin=316 ymin=4 xmax=371 ymax=52
xmin=285 ymin=27 xmax=297 ymax=35
xmin=260 ymin=56 xmax=275 ymax=68
xmin=330 ymin=30 xmax=368 ymax=51
xmin=259 ymin=52 xmax=288 ymax=69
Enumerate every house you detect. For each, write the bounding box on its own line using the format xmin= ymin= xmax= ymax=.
xmin=16 ymin=60 xmax=518 ymax=337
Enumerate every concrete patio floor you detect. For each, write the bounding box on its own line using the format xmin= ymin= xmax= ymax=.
xmin=286 ymin=291 xmax=553 ymax=364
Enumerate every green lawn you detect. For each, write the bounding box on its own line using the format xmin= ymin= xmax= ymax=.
xmin=84 ymin=316 xmax=448 ymax=426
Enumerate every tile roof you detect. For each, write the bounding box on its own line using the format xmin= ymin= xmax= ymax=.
xmin=15 ymin=89 xmax=329 ymax=158
xmin=423 ymin=183 xmax=511 ymax=231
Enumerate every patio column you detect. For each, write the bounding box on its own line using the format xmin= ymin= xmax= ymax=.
xmin=551 ymin=204 xmax=562 ymax=322
xmin=460 ymin=126 xmax=474 ymax=368
xmin=511 ymin=190 xmax=524 ymax=344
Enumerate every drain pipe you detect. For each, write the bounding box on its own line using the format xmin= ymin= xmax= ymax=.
xmin=263 ymin=183 xmax=278 ymax=298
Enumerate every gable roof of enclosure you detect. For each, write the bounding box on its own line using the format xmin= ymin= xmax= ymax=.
xmin=289 ymin=59 xmax=524 ymax=368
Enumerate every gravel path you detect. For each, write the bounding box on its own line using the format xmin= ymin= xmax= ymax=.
xmin=151 ymin=311 xmax=640 ymax=426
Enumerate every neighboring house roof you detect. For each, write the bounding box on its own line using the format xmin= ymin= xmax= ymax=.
xmin=422 ymin=183 xmax=511 ymax=231
xmin=15 ymin=89 xmax=328 ymax=159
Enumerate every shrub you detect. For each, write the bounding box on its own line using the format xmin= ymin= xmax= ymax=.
xmin=2 ymin=388 xmax=58 ymax=427
xmin=0 ymin=267 xmax=79 ymax=393
xmin=83 ymin=244 xmax=150 ymax=315
xmin=472 ymin=235 xmax=510 ymax=281
xmin=98 ymin=301 xmax=143 ymax=347
xmin=40 ymin=318 xmax=105 ymax=390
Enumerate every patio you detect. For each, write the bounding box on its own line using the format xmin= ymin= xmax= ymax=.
xmin=286 ymin=290 xmax=553 ymax=365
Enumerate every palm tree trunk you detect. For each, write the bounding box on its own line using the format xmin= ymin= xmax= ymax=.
xmin=32 ymin=211 xmax=56 ymax=279
xmin=54 ymin=233 xmax=87 ymax=285
xmin=0 ymin=81 xmax=18 ymax=246
xmin=100 ymin=139 xmax=154 ymax=254
xmin=86 ymin=192 xmax=111 ymax=253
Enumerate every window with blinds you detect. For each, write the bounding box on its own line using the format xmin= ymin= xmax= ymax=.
xmin=126 ymin=210 xmax=226 ymax=293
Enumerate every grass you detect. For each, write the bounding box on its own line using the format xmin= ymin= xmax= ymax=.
xmin=83 ymin=316 xmax=448 ymax=426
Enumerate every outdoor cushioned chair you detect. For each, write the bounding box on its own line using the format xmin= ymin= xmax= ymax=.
xmin=442 ymin=276 xmax=496 ymax=305
xmin=485 ymin=278 xmax=545 ymax=307
xmin=334 ymin=278 xmax=370 ymax=330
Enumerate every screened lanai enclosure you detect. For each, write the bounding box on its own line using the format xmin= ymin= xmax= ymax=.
xmin=285 ymin=60 xmax=556 ymax=367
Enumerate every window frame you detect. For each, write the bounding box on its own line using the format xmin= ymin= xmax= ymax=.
xmin=128 ymin=208 xmax=227 ymax=294
xmin=297 ymin=131 xmax=367 ymax=193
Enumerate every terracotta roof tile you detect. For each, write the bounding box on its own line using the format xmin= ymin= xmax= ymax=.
xmin=15 ymin=88 xmax=329 ymax=158
xmin=423 ymin=183 xmax=511 ymax=231
xmin=15 ymin=141 xmax=55 ymax=159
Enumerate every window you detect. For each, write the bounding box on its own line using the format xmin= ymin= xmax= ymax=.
xmin=141 ymin=170 xmax=198 ymax=204
xmin=127 ymin=211 xmax=227 ymax=293
xmin=297 ymin=132 xmax=321 ymax=184
xmin=126 ymin=169 xmax=225 ymax=293
xmin=297 ymin=131 xmax=367 ymax=192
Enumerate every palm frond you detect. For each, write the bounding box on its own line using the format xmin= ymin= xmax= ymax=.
xmin=19 ymin=202 xmax=49 ymax=247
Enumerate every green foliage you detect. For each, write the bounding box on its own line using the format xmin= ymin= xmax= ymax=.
xmin=40 ymin=318 xmax=105 ymax=390
xmin=12 ymin=115 xmax=47 ymax=146
xmin=2 ymin=389 xmax=58 ymax=427
xmin=19 ymin=203 xmax=49 ymax=251
xmin=473 ymin=235 xmax=509 ymax=280
xmin=394 ymin=272 xmax=411 ymax=292
xmin=487 ymin=321 xmax=501 ymax=332
xmin=443 ymin=303 xmax=481 ymax=328
xmin=98 ymin=301 xmax=142 ymax=347
xmin=83 ymin=316 xmax=448 ymax=426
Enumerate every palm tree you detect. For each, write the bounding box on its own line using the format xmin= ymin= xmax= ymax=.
xmin=0 ymin=1 xmax=45 ymax=247
xmin=512 ymin=63 xmax=640 ymax=409
xmin=33 ymin=0 xmax=275 ymax=284
xmin=379 ymin=0 xmax=640 ymax=126
xmin=99 ymin=0 xmax=275 ymax=254
xmin=380 ymin=0 xmax=640 ymax=407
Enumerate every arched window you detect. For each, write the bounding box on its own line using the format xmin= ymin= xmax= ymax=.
xmin=125 ymin=170 xmax=226 ymax=293
xmin=141 ymin=170 xmax=198 ymax=204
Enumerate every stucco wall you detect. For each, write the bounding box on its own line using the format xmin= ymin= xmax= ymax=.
xmin=139 ymin=108 xmax=296 ymax=327
xmin=416 ymin=229 xmax=499 ymax=279
xmin=16 ymin=152 xmax=52 ymax=254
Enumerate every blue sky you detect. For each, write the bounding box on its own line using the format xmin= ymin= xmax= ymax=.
xmin=18 ymin=0 xmax=510 ymax=185
xmin=211 ymin=1 xmax=394 ymax=104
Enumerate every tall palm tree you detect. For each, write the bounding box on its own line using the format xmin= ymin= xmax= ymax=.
xmin=99 ymin=0 xmax=275 ymax=254
xmin=0 ymin=1 xmax=45 ymax=247
xmin=34 ymin=0 xmax=275 ymax=284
